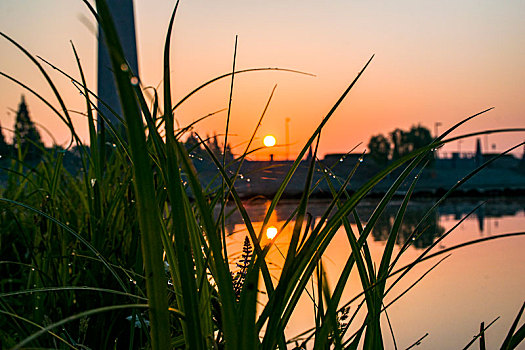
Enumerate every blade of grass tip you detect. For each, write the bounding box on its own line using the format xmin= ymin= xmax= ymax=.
xmin=384 ymin=302 xmax=398 ymax=350
xmin=170 ymin=67 xmax=314 ymax=115
xmin=480 ymin=322 xmax=486 ymax=350
xmin=161 ymin=2 xmax=207 ymax=348
xmin=382 ymin=255 xmax=450 ymax=317
xmin=221 ymin=85 xmax=277 ymax=210
xmin=175 ymin=109 xmax=227 ymax=140
xmin=0 ymin=72 xmax=73 ymax=142
xmin=0 ymin=310 xmax=76 ymax=350
xmin=385 ymin=202 xmax=486 ymax=300
xmin=389 ymin=232 xmax=525 ymax=280
xmin=507 ymin=324 xmax=525 ymax=349
xmin=500 ymin=301 xmax=525 ymax=350
xmin=12 ymin=304 xmax=180 ymax=350
xmin=0 ymin=32 xmax=79 ymax=149
xmin=70 ymin=42 xmax=100 ymax=179
xmin=0 ymin=198 xmax=127 ymax=291
xmin=461 ymin=317 xmax=500 ymax=350
xmin=93 ymin=1 xmax=171 ymax=349
xmin=81 ymin=94 xmax=130 ymax=158
xmin=220 ymin=35 xmax=238 ymax=271
xmin=39 ymin=54 xmax=129 ymax=133
xmin=258 ymin=55 xmax=375 ymax=242
xmin=0 ymin=286 xmax=148 ymax=301
xmin=405 ymin=333 xmax=429 ymax=350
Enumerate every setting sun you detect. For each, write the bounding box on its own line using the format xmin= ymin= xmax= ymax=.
xmin=263 ymin=135 xmax=277 ymax=147
xmin=266 ymin=226 xmax=278 ymax=239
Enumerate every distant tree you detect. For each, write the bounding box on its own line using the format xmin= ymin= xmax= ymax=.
xmin=390 ymin=125 xmax=433 ymax=161
xmin=390 ymin=128 xmax=408 ymax=160
xmin=183 ymin=132 xmax=235 ymax=165
xmin=406 ymin=124 xmax=433 ymax=152
xmin=0 ymin=122 xmax=9 ymax=158
xmin=184 ymin=132 xmax=204 ymax=155
xmin=205 ymin=133 xmax=234 ymax=164
xmin=368 ymin=134 xmax=391 ymax=165
xmin=13 ymin=95 xmax=43 ymax=160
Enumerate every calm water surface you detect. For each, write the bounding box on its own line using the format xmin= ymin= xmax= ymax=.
xmin=225 ymin=198 xmax=525 ymax=349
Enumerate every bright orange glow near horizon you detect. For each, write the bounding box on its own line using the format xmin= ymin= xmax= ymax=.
xmin=0 ymin=1 xmax=524 ymax=158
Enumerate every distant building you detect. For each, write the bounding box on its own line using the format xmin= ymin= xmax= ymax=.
xmin=97 ymin=0 xmax=139 ymax=135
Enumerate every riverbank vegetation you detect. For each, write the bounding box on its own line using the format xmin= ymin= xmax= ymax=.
xmin=1 ymin=1 xmax=524 ymax=349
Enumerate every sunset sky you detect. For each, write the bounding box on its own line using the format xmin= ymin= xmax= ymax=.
xmin=1 ymin=0 xmax=524 ymax=159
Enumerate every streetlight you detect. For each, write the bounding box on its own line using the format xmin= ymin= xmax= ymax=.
xmin=285 ymin=118 xmax=290 ymax=161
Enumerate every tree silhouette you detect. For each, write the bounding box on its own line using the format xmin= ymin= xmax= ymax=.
xmin=390 ymin=125 xmax=433 ymax=161
xmin=13 ymin=96 xmax=43 ymax=160
xmin=368 ymin=134 xmax=391 ymax=165
xmin=0 ymin=122 xmax=9 ymax=158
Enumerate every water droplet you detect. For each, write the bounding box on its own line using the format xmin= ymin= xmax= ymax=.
xmin=130 ymin=76 xmax=139 ymax=85
xmin=120 ymin=63 xmax=129 ymax=72
xmin=358 ymin=157 xmax=364 ymax=163
xmin=35 ymin=306 xmax=39 ymax=310
xmin=31 ymin=268 xmax=35 ymax=272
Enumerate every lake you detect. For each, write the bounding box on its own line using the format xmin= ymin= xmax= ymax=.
xmin=224 ymin=197 xmax=525 ymax=349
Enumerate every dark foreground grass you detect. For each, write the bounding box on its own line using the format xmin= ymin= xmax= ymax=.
xmin=1 ymin=1 xmax=524 ymax=349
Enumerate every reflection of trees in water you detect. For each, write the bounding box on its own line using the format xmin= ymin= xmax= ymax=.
xmin=357 ymin=205 xmax=445 ymax=249
xmin=223 ymin=198 xmax=523 ymax=248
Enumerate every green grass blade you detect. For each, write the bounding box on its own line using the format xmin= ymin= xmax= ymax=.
xmin=93 ymin=1 xmax=171 ymax=349
xmin=501 ymin=302 xmax=525 ymax=350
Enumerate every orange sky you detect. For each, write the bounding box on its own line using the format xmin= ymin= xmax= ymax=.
xmin=1 ymin=0 xmax=524 ymax=160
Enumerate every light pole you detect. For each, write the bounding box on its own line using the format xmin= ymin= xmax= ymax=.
xmin=434 ymin=121 xmax=442 ymax=138
xmin=285 ymin=117 xmax=290 ymax=161
xmin=434 ymin=122 xmax=442 ymax=158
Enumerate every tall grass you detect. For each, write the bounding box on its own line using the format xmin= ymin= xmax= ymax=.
xmin=1 ymin=0 xmax=524 ymax=349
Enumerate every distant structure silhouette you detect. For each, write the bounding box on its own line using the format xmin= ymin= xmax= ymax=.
xmin=97 ymin=0 xmax=139 ymax=135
